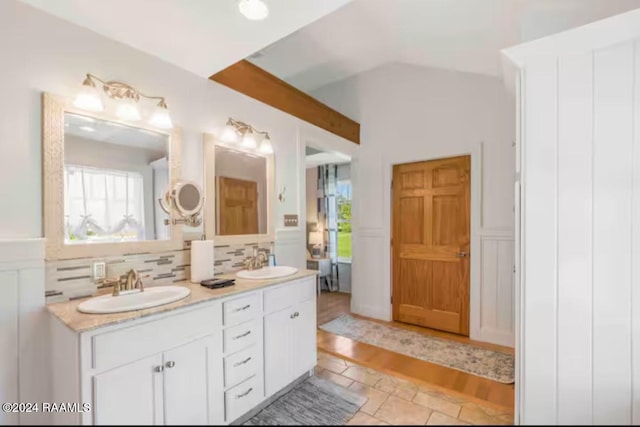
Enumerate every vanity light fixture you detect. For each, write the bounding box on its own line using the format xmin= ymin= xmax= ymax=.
xmin=220 ymin=117 xmax=273 ymax=155
xmin=73 ymin=73 xmax=173 ymax=129
xmin=238 ymin=0 xmax=269 ymax=20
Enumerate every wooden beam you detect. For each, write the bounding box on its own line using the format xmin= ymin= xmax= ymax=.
xmin=210 ymin=60 xmax=360 ymax=145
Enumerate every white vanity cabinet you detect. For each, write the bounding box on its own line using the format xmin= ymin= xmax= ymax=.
xmin=263 ymin=277 xmax=317 ymax=397
xmin=93 ymin=335 xmax=215 ymax=425
xmin=49 ymin=274 xmax=318 ymax=426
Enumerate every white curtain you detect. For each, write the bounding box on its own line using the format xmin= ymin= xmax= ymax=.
xmin=64 ymin=165 xmax=146 ymax=242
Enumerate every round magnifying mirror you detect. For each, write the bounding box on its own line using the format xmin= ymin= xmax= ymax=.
xmin=172 ymin=181 xmax=203 ymax=217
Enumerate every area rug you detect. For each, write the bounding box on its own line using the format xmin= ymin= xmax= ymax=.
xmin=320 ymin=314 xmax=515 ymax=384
xmin=244 ymin=376 xmax=366 ymax=425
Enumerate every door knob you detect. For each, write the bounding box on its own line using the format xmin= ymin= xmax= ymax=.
xmin=456 ymin=251 xmax=468 ymax=258
xmin=165 ymin=361 xmax=176 ymax=368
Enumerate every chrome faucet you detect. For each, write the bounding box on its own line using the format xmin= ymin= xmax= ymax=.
xmin=244 ymin=248 xmax=268 ymax=271
xmin=112 ymin=268 xmax=145 ymax=296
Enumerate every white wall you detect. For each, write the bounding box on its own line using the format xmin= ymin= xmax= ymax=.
xmin=0 ymin=239 xmax=47 ymax=425
xmin=507 ymin=38 xmax=640 ymax=425
xmin=312 ymin=63 xmax=516 ymax=345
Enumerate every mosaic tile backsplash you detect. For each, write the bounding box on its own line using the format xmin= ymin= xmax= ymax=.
xmin=45 ymin=241 xmax=273 ymax=303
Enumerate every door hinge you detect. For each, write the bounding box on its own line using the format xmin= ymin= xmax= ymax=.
xmin=390 ymin=295 xmax=393 ymax=304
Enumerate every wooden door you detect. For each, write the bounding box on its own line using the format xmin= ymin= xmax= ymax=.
xmin=163 ymin=336 xmax=213 ymax=425
xmin=93 ymin=354 xmax=164 ymax=425
xmin=392 ymin=155 xmax=471 ymax=335
xmin=217 ymin=177 xmax=258 ymax=235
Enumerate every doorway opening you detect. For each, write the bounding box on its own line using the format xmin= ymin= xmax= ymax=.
xmin=304 ymin=145 xmax=352 ymax=316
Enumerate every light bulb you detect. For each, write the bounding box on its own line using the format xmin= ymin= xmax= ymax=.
xmin=258 ymin=133 xmax=273 ymax=154
xmin=116 ymin=96 xmax=141 ymax=122
xmin=148 ymin=100 xmax=173 ymax=129
xmin=73 ymin=76 xmax=104 ymax=112
xmin=242 ymin=129 xmax=257 ymax=149
xmin=221 ymin=120 xmax=239 ymax=143
xmin=238 ymin=0 xmax=269 ymax=20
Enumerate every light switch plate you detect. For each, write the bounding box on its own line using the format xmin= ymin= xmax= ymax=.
xmin=92 ymin=261 xmax=106 ymax=281
xmin=284 ymin=214 xmax=298 ymax=227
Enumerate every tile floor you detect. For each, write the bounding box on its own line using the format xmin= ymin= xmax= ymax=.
xmin=316 ymin=351 xmax=514 ymax=426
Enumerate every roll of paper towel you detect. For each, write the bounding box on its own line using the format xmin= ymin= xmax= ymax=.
xmin=190 ymin=240 xmax=214 ymax=283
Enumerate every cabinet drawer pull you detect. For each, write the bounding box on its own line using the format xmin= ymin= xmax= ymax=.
xmin=233 ymin=357 xmax=252 ymax=367
xmin=235 ymin=387 xmax=253 ymax=399
xmin=154 ymin=366 xmax=164 ymax=373
xmin=233 ymin=330 xmax=252 ymax=340
xmin=233 ymin=304 xmax=251 ymax=312
xmin=290 ymin=312 xmax=299 ymax=319
xmin=165 ymin=361 xmax=176 ymax=368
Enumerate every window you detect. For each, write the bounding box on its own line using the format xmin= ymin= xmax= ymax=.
xmin=64 ymin=165 xmax=146 ymax=243
xmin=336 ymin=179 xmax=352 ymax=262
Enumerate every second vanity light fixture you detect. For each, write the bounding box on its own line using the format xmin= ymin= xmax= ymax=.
xmin=220 ymin=117 xmax=273 ymax=154
xmin=73 ymin=73 xmax=173 ymax=129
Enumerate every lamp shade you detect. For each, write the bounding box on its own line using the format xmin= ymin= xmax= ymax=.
xmin=309 ymin=231 xmax=323 ymax=246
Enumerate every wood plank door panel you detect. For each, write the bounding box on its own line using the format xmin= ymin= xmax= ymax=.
xmin=217 ymin=176 xmax=259 ymax=235
xmin=392 ymin=155 xmax=470 ymax=335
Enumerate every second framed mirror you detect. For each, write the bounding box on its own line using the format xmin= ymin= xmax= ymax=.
xmin=203 ymin=133 xmax=274 ymax=244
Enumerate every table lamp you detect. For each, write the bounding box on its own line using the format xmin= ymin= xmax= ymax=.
xmin=309 ymin=231 xmax=323 ymax=258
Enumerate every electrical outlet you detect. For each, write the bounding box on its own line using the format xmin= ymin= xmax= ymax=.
xmin=92 ymin=261 xmax=106 ymax=282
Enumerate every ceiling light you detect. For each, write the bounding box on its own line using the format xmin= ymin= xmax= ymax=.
xmin=258 ymin=133 xmax=273 ymax=154
xmin=221 ymin=118 xmax=239 ymax=143
xmin=148 ymin=100 xmax=173 ymax=129
xmin=238 ymin=0 xmax=269 ymax=20
xmin=79 ymin=126 xmax=95 ymax=132
xmin=242 ymin=128 xmax=257 ymax=149
xmin=116 ymin=95 xmax=141 ymax=122
xmin=73 ymin=76 xmax=104 ymax=112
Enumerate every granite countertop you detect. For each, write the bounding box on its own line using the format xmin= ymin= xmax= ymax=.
xmin=47 ymin=269 xmax=318 ymax=333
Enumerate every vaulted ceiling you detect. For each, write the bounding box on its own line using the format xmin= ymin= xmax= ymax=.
xmin=19 ymin=0 xmax=351 ymax=77
xmin=248 ymin=0 xmax=640 ymax=91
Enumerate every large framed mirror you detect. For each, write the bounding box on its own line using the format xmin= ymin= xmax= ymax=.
xmin=43 ymin=93 xmax=182 ymax=260
xmin=203 ymin=133 xmax=274 ymax=244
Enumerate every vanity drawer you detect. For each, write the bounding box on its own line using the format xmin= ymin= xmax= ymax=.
xmin=223 ymin=293 xmax=259 ymax=326
xmin=92 ymin=304 xmax=220 ymax=371
xmin=263 ymin=278 xmax=315 ymax=314
xmin=223 ymin=319 xmax=258 ymax=354
xmin=225 ymin=375 xmax=261 ymax=422
xmin=224 ymin=345 xmax=258 ymax=388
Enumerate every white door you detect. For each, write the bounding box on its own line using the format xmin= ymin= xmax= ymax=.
xmin=264 ymin=308 xmax=292 ymax=397
xmin=163 ymin=336 xmax=214 ymax=425
xmin=93 ymin=354 xmax=164 ymax=425
xmin=292 ymin=298 xmax=316 ymax=377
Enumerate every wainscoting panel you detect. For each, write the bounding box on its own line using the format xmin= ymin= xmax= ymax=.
xmin=274 ymin=229 xmax=305 ymax=271
xmin=478 ymin=230 xmax=514 ymax=347
xmin=0 ymin=238 xmax=48 ymax=425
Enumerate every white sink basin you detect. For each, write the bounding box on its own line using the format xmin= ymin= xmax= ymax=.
xmin=235 ymin=266 xmax=298 ymax=280
xmin=77 ymin=286 xmax=191 ymax=314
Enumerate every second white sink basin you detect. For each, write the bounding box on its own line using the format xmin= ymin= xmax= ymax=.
xmin=236 ymin=266 xmax=298 ymax=280
xmin=77 ymin=286 xmax=191 ymax=314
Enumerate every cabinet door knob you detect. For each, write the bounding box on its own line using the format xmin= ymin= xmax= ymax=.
xmin=290 ymin=312 xmax=299 ymax=319
xmin=154 ymin=366 xmax=164 ymax=373
xmin=165 ymin=361 xmax=176 ymax=368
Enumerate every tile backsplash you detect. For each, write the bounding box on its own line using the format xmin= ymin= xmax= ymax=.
xmin=46 ymin=241 xmax=273 ymax=304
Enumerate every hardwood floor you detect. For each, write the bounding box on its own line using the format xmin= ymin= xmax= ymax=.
xmin=316 ymin=291 xmax=515 ymax=411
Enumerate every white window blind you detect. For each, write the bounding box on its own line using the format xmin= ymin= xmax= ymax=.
xmin=64 ymin=165 xmax=146 ymax=242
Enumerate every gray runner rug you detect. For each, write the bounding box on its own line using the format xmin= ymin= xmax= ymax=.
xmin=244 ymin=376 xmax=366 ymax=425
xmin=320 ymin=314 xmax=515 ymax=384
